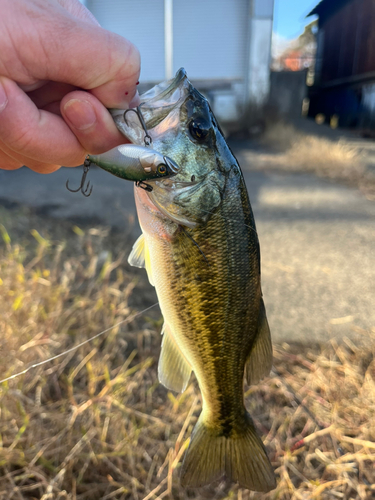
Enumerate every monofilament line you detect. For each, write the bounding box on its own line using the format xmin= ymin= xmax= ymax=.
xmin=0 ymin=302 xmax=159 ymax=385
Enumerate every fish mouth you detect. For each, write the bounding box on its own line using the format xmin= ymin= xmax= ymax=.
xmin=140 ymin=68 xmax=188 ymax=106
xmin=111 ymin=68 xmax=192 ymax=145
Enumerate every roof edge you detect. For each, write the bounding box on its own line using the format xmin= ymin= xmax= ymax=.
xmin=306 ymin=0 xmax=322 ymax=17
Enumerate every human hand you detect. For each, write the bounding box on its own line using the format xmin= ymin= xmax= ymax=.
xmin=0 ymin=0 xmax=140 ymax=173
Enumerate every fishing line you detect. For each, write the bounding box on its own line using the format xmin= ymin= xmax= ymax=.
xmin=2 ymin=202 xmax=326 ymax=442
xmin=180 ymin=226 xmax=210 ymax=266
xmin=0 ymin=302 xmax=159 ymax=385
xmin=197 ymin=207 xmax=259 ymax=236
xmin=2 ymin=289 xmax=327 ymax=446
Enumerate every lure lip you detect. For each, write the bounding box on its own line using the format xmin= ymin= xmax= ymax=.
xmin=163 ymin=156 xmax=179 ymax=175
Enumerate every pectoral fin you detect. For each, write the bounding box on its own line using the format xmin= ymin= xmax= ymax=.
xmin=158 ymin=324 xmax=192 ymax=393
xmin=128 ymin=234 xmax=154 ymax=286
xmin=245 ymin=298 xmax=273 ymax=386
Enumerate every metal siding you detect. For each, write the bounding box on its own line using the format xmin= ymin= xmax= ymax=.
xmin=359 ymin=0 xmax=375 ymax=74
xmin=247 ymin=18 xmax=273 ymax=102
xmin=337 ymin=0 xmax=357 ymax=78
xmin=319 ymin=0 xmax=375 ymax=83
xmin=254 ymin=0 xmax=274 ymax=18
xmin=314 ymin=28 xmax=324 ymax=83
xmin=87 ymin=0 xmax=165 ymax=82
xmin=172 ymin=0 xmax=249 ymax=80
xmin=321 ymin=14 xmax=340 ymax=83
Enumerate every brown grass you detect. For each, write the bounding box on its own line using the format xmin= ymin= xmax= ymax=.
xmin=0 ymin=206 xmax=374 ymax=499
xmin=241 ymin=122 xmax=375 ymax=199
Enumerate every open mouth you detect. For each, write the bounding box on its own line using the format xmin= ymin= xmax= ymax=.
xmin=111 ymin=68 xmax=191 ymax=145
xmin=140 ymin=68 xmax=188 ymax=106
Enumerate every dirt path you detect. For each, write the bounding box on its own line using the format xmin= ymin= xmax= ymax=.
xmin=0 ymin=152 xmax=374 ymax=344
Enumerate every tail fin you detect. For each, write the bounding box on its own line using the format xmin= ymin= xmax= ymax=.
xmin=180 ymin=413 xmax=276 ymax=492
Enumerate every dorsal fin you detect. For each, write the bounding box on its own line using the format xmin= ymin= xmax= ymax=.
xmin=245 ymin=298 xmax=273 ymax=386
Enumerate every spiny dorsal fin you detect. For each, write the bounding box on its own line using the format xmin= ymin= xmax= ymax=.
xmin=158 ymin=324 xmax=192 ymax=393
xmin=245 ymin=298 xmax=273 ymax=386
xmin=128 ymin=234 xmax=154 ymax=286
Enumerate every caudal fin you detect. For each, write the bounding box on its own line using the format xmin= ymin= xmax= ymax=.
xmin=180 ymin=414 xmax=276 ymax=492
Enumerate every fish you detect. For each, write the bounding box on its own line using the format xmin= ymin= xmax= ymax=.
xmin=102 ymin=68 xmax=276 ymax=492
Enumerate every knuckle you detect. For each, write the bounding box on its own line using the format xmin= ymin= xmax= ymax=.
xmin=28 ymin=163 xmax=61 ymax=174
xmin=109 ymin=33 xmax=141 ymax=81
xmin=0 ymin=149 xmax=23 ymax=170
xmin=2 ymin=124 xmax=35 ymax=153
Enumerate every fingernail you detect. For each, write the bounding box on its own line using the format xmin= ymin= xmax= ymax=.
xmin=0 ymin=81 xmax=8 ymax=113
xmin=63 ymin=99 xmax=96 ymax=130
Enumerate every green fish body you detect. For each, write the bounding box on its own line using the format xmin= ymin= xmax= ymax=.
xmin=115 ymin=69 xmax=276 ymax=492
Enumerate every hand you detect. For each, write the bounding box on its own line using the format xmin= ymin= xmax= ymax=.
xmin=0 ymin=0 xmax=140 ymax=173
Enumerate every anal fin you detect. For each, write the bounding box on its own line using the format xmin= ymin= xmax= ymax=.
xmin=245 ymin=298 xmax=273 ymax=386
xmin=158 ymin=324 xmax=192 ymax=393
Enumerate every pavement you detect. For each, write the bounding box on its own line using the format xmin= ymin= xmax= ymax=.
xmin=0 ymin=147 xmax=374 ymax=345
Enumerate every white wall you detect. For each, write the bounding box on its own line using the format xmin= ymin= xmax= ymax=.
xmin=173 ymin=0 xmax=248 ymax=80
xmin=247 ymin=19 xmax=273 ymax=103
xmin=86 ymin=0 xmax=275 ymax=118
xmin=87 ymin=0 xmax=166 ymax=82
xmin=246 ymin=0 xmax=274 ymax=104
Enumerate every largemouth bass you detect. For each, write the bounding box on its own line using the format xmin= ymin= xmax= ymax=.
xmin=110 ymin=69 xmax=276 ymax=492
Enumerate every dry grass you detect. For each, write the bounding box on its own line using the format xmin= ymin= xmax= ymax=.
xmin=0 ymin=206 xmax=375 ymax=499
xmin=263 ymin=123 xmax=361 ymax=175
xmin=241 ymin=122 xmax=375 ymax=199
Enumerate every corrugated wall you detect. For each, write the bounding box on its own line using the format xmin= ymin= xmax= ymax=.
xmin=87 ymin=0 xmax=166 ymax=82
xmin=172 ymin=0 xmax=248 ymax=80
xmin=87 ymin=0 xmax=249 ymax=83
xmin=319 ymin=0 xmax=375 ymax=83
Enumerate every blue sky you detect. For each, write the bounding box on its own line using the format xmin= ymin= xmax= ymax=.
xmin=273 ymin=0 xmax=319 ymax=39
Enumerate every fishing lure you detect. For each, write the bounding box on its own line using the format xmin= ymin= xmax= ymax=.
xmin=66 ymin=106 xmax=180 ymax=195
xmin=87 ymin=144 xmax=179 ymax=192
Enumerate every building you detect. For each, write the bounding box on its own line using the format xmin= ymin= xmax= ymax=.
xmin=272 ymin=21 xmax=317 ymax=73
xmin=308 ymin=0 xmax=375 ymax=129
xmin=82 ymin=0 xmax=274 ymax=121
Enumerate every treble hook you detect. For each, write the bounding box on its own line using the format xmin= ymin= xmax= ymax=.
xmin=124 ymin=106 xmax=153 ymax=147
xmin=66 ymin=157 xmax=93 ymax=197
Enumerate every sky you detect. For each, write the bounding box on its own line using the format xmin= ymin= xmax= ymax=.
xmin=273 ymin=0 xmax=319 ymax=40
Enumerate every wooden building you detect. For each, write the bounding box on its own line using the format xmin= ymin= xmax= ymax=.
xmin=308 ymin=0 xmax=375 ymax=129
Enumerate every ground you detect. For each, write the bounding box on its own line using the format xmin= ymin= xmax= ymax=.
xmin=1 ymin=119 xmax=374 ymax=344
xmin=0 ymin=118 xmax=374 ymax=499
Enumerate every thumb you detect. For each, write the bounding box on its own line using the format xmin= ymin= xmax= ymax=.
xmin=20 ymin=1 xmax=140 ymax=108
xmin=52 ymin=18 xmax=141 ymax=108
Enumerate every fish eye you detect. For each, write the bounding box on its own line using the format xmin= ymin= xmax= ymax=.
xmin=157 ymin=164 xmax=167 ymax=175
xmin=189 ymin=118 xmax=211 ymax=141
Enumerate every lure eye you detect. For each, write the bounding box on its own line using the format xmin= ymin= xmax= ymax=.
xmin=189 ymin=118 xmax=210 ymax=141
xmin=157 ymin=164 xmax=167 ymax=175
